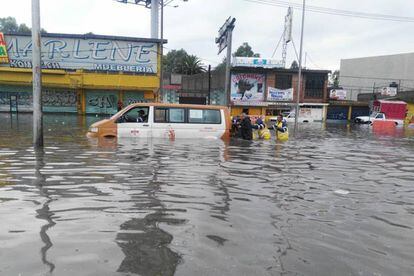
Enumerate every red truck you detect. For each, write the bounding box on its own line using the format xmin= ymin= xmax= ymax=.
xmin=354 ymin=100 xmax=407 ymax=126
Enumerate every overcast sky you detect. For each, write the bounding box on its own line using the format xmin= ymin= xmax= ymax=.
xmin=1 ymin=0 xmax=413 ymax=70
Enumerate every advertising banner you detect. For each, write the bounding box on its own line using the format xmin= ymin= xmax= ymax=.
xmin=232 ymin=57 xmax=284 ymax=69
xmin=380 ymin=87 xmax=397 ymax=96
xmin=1 ymin=34 xmax=158 ymax=73
xmin=0 ymin=33 xmax=9 ymax=63
xmin=267 ymin=87 xmax=293 ymax=101
xmin=330 ymin=89 xmax=347 ymax=100
xmin=231 ymin=73 xmax=265 ymax=105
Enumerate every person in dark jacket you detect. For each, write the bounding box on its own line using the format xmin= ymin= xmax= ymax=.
xmin=239 ymin=113 xmax=253 ymax=140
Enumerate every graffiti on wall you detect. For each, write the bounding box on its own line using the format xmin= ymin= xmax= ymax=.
xmin=43 ymin=90 xmax=78 ymax=107
xmin=0 ymin=89 xmax=78 ymax=112
xmin=86 ymin=92 xmax=118 ymax=114
xmin=87 ymin=95 xmax=116 ymax=109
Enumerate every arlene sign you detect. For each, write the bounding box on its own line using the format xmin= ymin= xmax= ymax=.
xmin=1 ymin=33 xmax=159 ymax=73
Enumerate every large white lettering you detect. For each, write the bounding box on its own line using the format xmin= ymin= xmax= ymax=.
xmin=110 ymin=41 xmax=132 ymax=62
xmin=89 ymin=41 xmax=110 ymax=60
xmin=45 ymin=40 xmax=70 ymax=59
xmin=2 ymin=35 xmax=158 ymax=73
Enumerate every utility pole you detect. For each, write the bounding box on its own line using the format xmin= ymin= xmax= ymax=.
xmin=208 ymin=64 xmax=211 ymax=105
xmin=294 ymin=0 xmax=306 ymax=134
xmin=32 ymin=0 xmax=43 ymax=148
xmin=159 ymin=0 xmax=164 ymax=99
xmin=151 ymin=0 xmax=159 ymax=39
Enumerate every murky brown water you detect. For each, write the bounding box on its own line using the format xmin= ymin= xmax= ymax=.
xmin=1 ymin=113 xmax=414 ymax=276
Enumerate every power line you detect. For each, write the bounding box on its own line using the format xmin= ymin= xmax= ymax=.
xmin=340 ymin=75 xmax=414 ymax=82
xmin=243 ymin=0 xmax=414 ymax=22
xmin=305 ymin=52 xmax=322 ymax=69
xmin=271 ymin=31 xmax=284 ymax=58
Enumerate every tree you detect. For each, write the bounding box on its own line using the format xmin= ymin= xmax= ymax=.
xmin=17 ymin=24 xmax=31 ymax=34
xmin=0 ymin=16 xmax=47 ymax=34
xmin=214 ymin=57 xmax=226 ymax=71
xmin=0 ymin=17 xmax=19 ymax=33
xmin=290 ymin=60 xmax=299 ymax=69
xmin=330 ymin=70 xmax=340 ymax=87
xmin=182 ymin=55 xmax=205 ymax=75
xmin=234 ymin=42 xmax=260 ymax=57
xmin=163 ymin=49 xmax=205 ymax=75
xmin=163 ymin=49 xmax=189 ymax=74
xmin=213 ymin=42 xmax=260 ymax=71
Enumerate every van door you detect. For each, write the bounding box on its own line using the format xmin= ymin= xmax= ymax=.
xmin=116 ymin=106 xmax=152 ymax=138
xmin=152 ymin=107 xmax=186 ymax=138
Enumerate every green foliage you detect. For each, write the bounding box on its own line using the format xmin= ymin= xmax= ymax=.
xmin=163 ymin=49 xmax=188 ymax=74
xmin=163 ymin=49 xmax=205 ymax=75
xmin=290 ymin=60 xmax=299 ymax=69
xmin=214 ymin=57 xmax=227 ymax=71
xmin=214 ymin=42 xmax=260 ymax=71
xmin=234 ymin=42 xmax=260 ymax=57
xmin=0 ymin=16 xmax=47 ymax=34
xmin=0 ymin=17 xmax=19 ymax=33
xmin=182 ymin=55 xmax=205 ymax=75
xmin=330 ymin=70 xmax=340 ymax=87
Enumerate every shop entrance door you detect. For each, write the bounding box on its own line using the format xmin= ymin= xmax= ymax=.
xmin=9 ymin=95 xmax=18 ymax=113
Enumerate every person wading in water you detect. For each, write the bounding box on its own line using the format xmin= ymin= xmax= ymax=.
xmin=239 ymin=113 xmax=253 ymax=140
xmin=274 ymin=114 xmax=289 ymax=141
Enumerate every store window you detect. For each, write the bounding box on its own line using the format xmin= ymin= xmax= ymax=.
xmin=305 ymin=74 xmax=325 ymax=98
xmin=275 ymin=74 xmax=293 ymax=89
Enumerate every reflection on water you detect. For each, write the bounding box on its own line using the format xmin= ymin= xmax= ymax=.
xmin=0 ymin=113 xmax=413 ymax=276
xmin=34 ymin=148 xmax=56 ymax=273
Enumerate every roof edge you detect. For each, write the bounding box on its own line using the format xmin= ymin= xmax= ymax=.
xmin=3 ymin=32 xmax=167 ymax=44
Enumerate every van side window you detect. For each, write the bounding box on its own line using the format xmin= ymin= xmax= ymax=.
xmin=155 ymin=108 xmax=168 ymax=123
xmin=117 ymin=107 xmax=149 ymax=123
xmin=188 ymin=109 xmax=221 ymax=124
xmin=154 ymin=107 xmax=185 ymax=123
xmin=169 ymin=108 xmax=185 ymax=123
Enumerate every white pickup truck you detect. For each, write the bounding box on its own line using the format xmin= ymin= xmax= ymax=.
xmin=354 ymin=112 xmax=402 ymax=125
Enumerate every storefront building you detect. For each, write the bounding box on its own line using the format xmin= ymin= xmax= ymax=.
xmin=0 ymin=32 xmax=164 ymax=115
xmin=229 ymin=58 xmax=330 ymax=121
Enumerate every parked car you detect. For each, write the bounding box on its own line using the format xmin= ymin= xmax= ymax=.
xmin=269 ymin=112 xmax=313 ymax=124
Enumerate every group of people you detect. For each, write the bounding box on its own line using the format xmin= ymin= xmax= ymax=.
xmin=232 ymin=113 xmax=288 ymax=141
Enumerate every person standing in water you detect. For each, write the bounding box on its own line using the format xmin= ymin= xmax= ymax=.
xmin=239 ymin=113 xmax=253 ymax=140
xmin=274 ymin=114 xmax=289 ymax=140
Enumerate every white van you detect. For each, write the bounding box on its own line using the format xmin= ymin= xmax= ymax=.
xmin=87 ymin=103 xmax=231 ymax=139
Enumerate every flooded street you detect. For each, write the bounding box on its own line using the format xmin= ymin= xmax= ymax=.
xmin=1 ymin=113 xmax=413 ymax=276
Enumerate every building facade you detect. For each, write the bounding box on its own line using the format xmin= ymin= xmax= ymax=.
xmin=161 ymin=63 xmax=330 ymax=120
xmin=0 ymin=32 xmax=164 ymax=115
xmin=230 ymin=67 xmax=330 ymax=121
xmin=340 ymin=52 xmax=414 ymax=101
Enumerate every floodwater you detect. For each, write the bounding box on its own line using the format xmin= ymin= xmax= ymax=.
xmin=0 ymin=113 xmax=413 ymax=276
